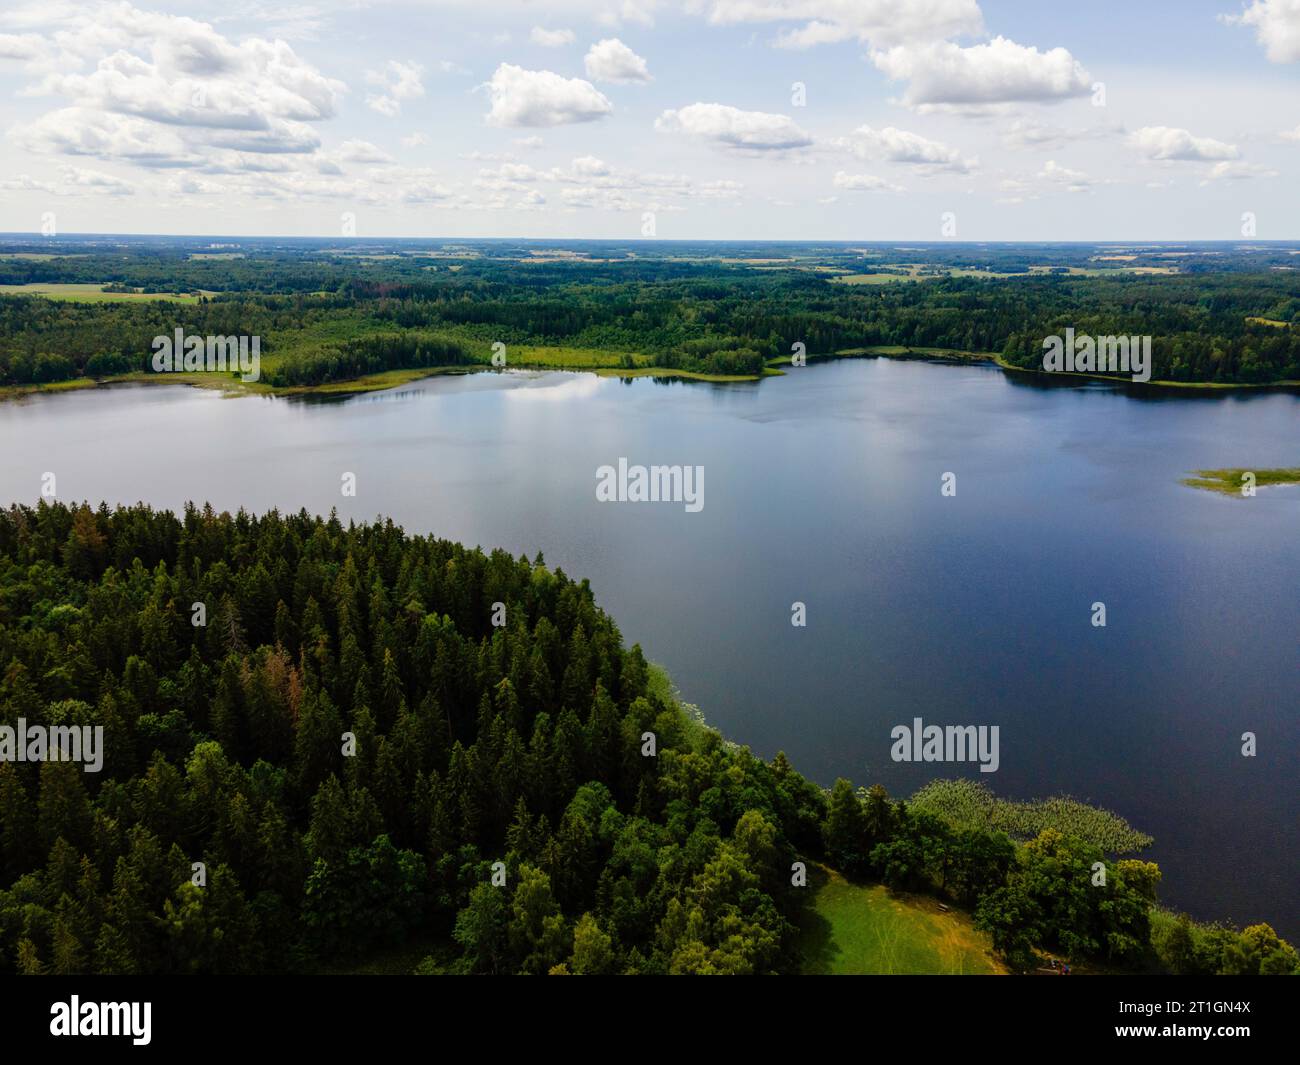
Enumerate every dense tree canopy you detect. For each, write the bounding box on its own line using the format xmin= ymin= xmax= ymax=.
xmin=0 ymin=502 xmax=1292 ymax=975
xmin=3 ymin=240 xmax=1298 ymax=386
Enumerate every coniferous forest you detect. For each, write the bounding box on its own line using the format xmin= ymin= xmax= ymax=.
xmin=0 ymin=502 xmax=1293 ymax=976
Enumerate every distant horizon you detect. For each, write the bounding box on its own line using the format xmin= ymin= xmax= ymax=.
xmin=4 ymin=233 xmax=1300 ymax=246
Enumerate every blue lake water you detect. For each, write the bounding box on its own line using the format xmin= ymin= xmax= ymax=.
xmin=2 ymin=358 xmax=1296 ymax=936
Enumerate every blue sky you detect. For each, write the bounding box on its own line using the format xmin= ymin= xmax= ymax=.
xmin=0 ymin=0 xmax=1296 ymax=239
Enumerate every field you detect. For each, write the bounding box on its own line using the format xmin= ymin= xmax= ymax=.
xmin=0 ymin=282 xmax=207 ymax=302
xmin=827 ymin=263 xmax=1179 ymax=285
xmin=800 ymin=865 xmax=1003 ymax=975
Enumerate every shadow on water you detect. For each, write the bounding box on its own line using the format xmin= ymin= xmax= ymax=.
xmin=998 ymin=365 xmax=1300 ymax=401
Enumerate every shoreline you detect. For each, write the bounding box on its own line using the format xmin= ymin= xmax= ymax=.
xmin=4 ymin=344 xmax=1299 ymax=402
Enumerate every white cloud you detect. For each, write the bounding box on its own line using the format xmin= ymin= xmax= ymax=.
xmin=1128 ymin=126 xmax=1239 ymax=161
xmin=833 ymin=125 xmax=976 ymax=172
xmin=1036 ymin=159 xmax=1097 ymax=193
xmin=1002 ymin=119 xmax=1123 ymax=151
xmin=0 ymin=173 xmax=56 ymax=193
xmin=0 ymin=32 xmax=46 ymax=61
xmin=483 ymin=64 xmax=613 ymax=127
xmin=365 ymin=60 xmax=424 ymax=116
xmin=474 ymin=162 xmax=548 ymax=191
xmin=1201 ymin=160 xmax=1280 ymax=182
xmin=1002 ymin=119 xmax=1071 ymax=150
xmin=530 ymin=27 xmax=575 ymax=47
xmin=365 ymin=165 xmax=455 ymax=203
xmin=584 ymin=38 xmax=652 ymax=83
xmin=35 ymin=14 xmax=346 ymax=128
xmin=202 ymin=151 xmax=294 ymax=174
xmin=698 ymin=179 xmax=743 ymax=200
xmin=703 ymin=0 xmax=984 ymax=48
xmin=513 ymin=135 xmax=544 ymax=150
xmin=598 ymin=2 xmax=658 ymax=29
xmin=402 ymin=132 xmax=428 ymax=147
xmin=167 ymin=173 xmax=224 ymax=196
xmin=571 ymin=155 xmax=611 ymax=176
xmin=5 ymin=2 xmax=345 ymax=172
xmin=58 ymin=163 xmax=134 ymax=195
xmin=10 ymin=108 xmax=197 ymax=166
xmin=1221 ymin=0 xmax=1300 ymax=62
xmin=871 ymin=36 xmax=1092 ymax=111
xmin=832 ymin=170 xmax=904 ymax=192
xmin=655 ymin=102 xmax=812 ymax=151
xmin=336 ymin=139 xmax=393 ymax=164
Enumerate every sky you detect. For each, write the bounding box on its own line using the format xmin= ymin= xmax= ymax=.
xmin=0 ymin=0 xmax=1296 ymax=240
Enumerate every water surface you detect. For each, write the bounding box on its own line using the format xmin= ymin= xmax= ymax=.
xmin=3 ymin=359 xmax=1296 ymax=935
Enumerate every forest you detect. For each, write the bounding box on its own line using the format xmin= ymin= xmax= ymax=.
xmin=1 ymin=239 xmax=1299 ymax=388
xmin=0 ymin=501 xmax=1294 ymax=975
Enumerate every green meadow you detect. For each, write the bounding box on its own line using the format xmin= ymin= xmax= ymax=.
xmin=0 ymin=282 xmax=207 ymax=302
xmin=800 ymin=865 xmax=1003 ymax=975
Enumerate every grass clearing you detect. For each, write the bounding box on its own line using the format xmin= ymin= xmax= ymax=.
xmin=800 ymin=864 xmax=1002 ymax=975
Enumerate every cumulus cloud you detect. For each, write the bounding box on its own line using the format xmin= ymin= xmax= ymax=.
xmin=483 ymin=64 xmax=613 ymax=127
xmin=871 ymin=36 xmax=1092 ymax=111
xmin=463 ymin=153 xmax=734 ymax=212
xmin=58 ymin=164 xmax=134 ymax=195
xmin=36 ymin=18 xmax=345 ymax=128
xmin=584 ymin=38 xmax=652 ymax=83
xmin=10 ymin=108 xmax=197 ymax=167
xmin=1128 ymin=126 xmax=1239 ymax=161
xmin=1221 ymin=0 xmax=1300 ymax=62
xmin=365 ymin=165 xmax=455 ymax=203
xmin=702 ymin=0 xmax=984 ymax=48
xmin=0 ymin=32 xmax=46 ymax=61
xmin=336 ymin=139 xmax=393 ymax=164
xmin=530 ymin=27 xmax=575 ymax=47
xmin=365 ymin=60 xmax=424 ymax=116
xmin=597 ymin=2 xmax=658 ymax=29
xmin=0 ymin=173 xmax=56 ymax=193
xmin=474 ymin=162 xmax=549 ymax=191
xmin=1201 ymin=160 xmax=1280 ymax=182
xmin=832 ymin=170 xmax=904 ymax=192
xmin=1036 ymin=159 xmax=1097 ymax=193
xmin=4 ymin=2 xmax=345 ymax=172
xmin=832 ymin=125 xmax=976 ymax=172
xmin=655 ymin=103 xmax=812 ymax=151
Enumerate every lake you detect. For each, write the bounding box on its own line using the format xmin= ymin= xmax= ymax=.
xmin=2 ymin=358 xmax=1296 ymax=937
